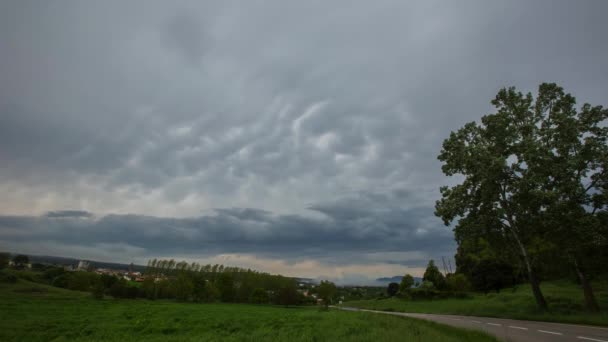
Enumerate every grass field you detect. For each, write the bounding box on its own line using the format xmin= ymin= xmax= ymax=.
xmin=344 ymin=280 xmax=608 ymax=326
xmin=0 ymin=279 xmax=498 ymax=342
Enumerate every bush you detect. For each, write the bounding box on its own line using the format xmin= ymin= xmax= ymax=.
xmin=43 ymin=267 xmax=66 ymax=282
xmin=397 ymin=291 xmax=412 ymax=300
xmin=52 ymin=274 xmax=69 ymax=288
xmin=446 ymin=273 xmax=471 ymax=293
xmin=387 ymin=282 xmax=399 ymax=297
xmin=0 ymin=270 xmax=17 ymax=283
xmin=67 ymin=272 xmax=98 ymax=291
xmin=91 ymin=280 xmax=105 ymax=299
xmin=409 ymin=286 xmax=441 ymax=300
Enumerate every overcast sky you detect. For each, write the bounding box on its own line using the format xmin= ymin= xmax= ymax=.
xmin=1 ymin=0 xmax=607 ymax=284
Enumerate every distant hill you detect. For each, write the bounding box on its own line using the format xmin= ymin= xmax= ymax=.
xmin=375 ymin=275 xmax=423 ymax=285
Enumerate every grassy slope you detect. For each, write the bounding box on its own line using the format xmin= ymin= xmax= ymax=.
xmin=0 ymin=280 xmax=498 ymax=342
xmin=344 ymin=280 xmax=608 ymax=326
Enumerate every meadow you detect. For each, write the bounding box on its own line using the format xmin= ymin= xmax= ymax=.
xmin=344 ymin=280 xmax=608 ymax=326
xmin=0 ymin=278 xmax=498 ymax=342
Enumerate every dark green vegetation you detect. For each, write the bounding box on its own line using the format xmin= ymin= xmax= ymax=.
xmin=141 ymin=258 xmax=317 ymax=306
xmin=436 ymin=83 xmax=608 ymax=311
xmin=4 ymin=259 xmax=322 ymax=306
xmin=0 ymin=279 xmax=499 ymax=342
xmin=345 ymin=280 xmax=608 ymax=326
xmin=317 ymin=280 xmax=337 ymax=308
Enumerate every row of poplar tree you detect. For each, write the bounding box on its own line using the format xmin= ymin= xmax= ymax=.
xmin=140 ymin=258 xmax=320 ymax=305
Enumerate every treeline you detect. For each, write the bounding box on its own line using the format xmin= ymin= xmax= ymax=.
xmin=139 ymin=258 xmax=312 ymax=306
xmin=436 ymin=83 xmax=608 ymax=311
xmin=22 ymin=259 xmax=319 ymax=306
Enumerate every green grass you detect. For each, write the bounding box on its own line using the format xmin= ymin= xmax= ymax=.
xmin=0 ymin=279 xmax=498 ymax=342
xmin=344 ymin=280 xmax=608 ymax=326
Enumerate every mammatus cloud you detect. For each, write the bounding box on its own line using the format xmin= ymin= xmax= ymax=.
xmin=1 ymin=1 xmax=607 ymax=281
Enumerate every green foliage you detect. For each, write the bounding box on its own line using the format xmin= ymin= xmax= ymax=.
xmin=42 ymin=266 xmax=66 ymax=282
xmin=387 ymin=282 xmax=399 ymax=297
xmin=275 ymin=277 xmax=299 ymax=307
xmin=400 ymin=274 xmax=415 ymax=292
xmin=66 ymin=271 xmax=98 ymax=292
xmin=51 ymin=274 xmax=69 ymax=288
xmin=173 ymin=272 xmax=194 ymax=301
xmin=0 ymin=270 xmax=17 ymax=283
xmin=250 ymin=287 xmax=269 ymax=304
xmin=98 ymin=273 xmax=115 ymax=287
xmin=141 ymin=276 xmax=157 ymax=300
xmin=419 ymin=280 xmax=435 ymax=290
xmin=216 ymin=273 xmax=235 ymax=302
xmin=318 ymin=280 xmax=337 ymax=308
xmin=0 ymin=253 xmax=10 ymax=269
xmin=446 ymin=273 xmax=471 ymax=293
xmin=423 ymin=260 xmax=446 ymax=290
xmin=203 ymin=281 xmax=220 ymax=302
xmin=12 ymin=255 xmax=29 ymax=268
xmin=108 ymin=278 xmax=138 ymax=299
xmin=409 ymin=286 xmax=442 ymax=300
xmin=91 ymin=280 xmax=105 ymax=299
xmin=470 ymin=259 xmax=515 ymax=294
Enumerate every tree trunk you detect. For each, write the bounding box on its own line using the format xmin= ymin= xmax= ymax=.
xmin=574 ymin=259 xmax=600 ymax=312
xmin=510 ymin=229 xmax=548 ymax=310
xmin=528 ymin=270 xmax=548 ymax=311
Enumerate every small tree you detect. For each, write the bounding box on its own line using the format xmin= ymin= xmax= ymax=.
xmin=317 ymin=280 xmax=337 ymax=309
xmin=12 ymin=254 xmax=29 ymax=268
xmin=387 ymin=282 xmax=399 ymax=297
xmin=423 ymin=260 xmax=446 ymax=290
xmin=399 ymin=274 xmax=415 ymax=292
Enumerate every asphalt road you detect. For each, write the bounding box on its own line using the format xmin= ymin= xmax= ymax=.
xmin=336 ymin=306 xmax=608 ymax=342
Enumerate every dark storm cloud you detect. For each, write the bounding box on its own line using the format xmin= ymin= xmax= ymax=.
xmin=0 ymin=193 xmax=454 ymax=267
xmin=45 ymin=210 xmax=93 ymax=219
xmin=1 ymin=1 xmax=607 ymax=274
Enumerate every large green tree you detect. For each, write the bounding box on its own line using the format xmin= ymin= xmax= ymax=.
xmin=533 ymin=84 xmax=608 ymax=311
xmin=436 ymin=83 xmax=607 ymax=310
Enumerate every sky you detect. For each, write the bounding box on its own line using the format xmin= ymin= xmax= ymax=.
xmin=1 ymin=0 xmax=607 ymax=284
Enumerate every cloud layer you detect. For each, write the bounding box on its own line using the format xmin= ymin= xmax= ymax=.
xmin=1 ymin=1 xmax=607 ymax=282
